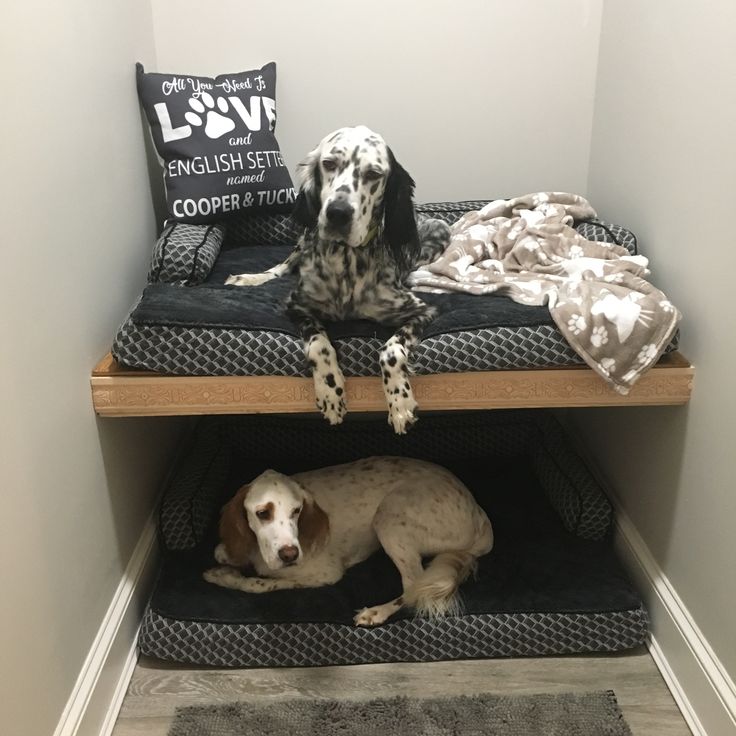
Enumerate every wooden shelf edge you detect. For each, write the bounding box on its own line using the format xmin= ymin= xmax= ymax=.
xmin=91 ymin=352 xmax=694 ymax=417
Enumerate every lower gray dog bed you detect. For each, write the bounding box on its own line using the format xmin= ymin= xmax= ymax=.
xmin=139 ymin=410 xmax=647 ymax=667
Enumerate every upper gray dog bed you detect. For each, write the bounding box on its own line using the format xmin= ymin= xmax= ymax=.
xmin=111 ymin=201 xmax=677 ymax=376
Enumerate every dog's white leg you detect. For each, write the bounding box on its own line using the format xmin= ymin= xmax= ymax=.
xmin=203 ymin=566 xmax=304 ymax=592
xmin=377 ymin=298 xmax=437 ymax=434
xmin=380 ymin=336 xmax=417 ymax=435
xmin=287 ymin=295 xmax=348 ymax=426
xmin=226 ymin=244 xmax=302 ymax=286
xmin=225 ymin=262 xmax=289 ymax=286
xmin=306 ymin=332 xmax=347 ymax=425
xmin=355 ymin=514 xmax=424 ymax=626
xmin=204 ymin=566 xmax=341 ymax=593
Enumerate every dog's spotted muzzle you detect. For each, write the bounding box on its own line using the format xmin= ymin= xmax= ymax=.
xmin=323 ymin=193 xmax=354 ymax=239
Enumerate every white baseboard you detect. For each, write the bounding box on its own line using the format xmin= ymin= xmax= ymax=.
xmin=614 ymin=510 xmax=736 ymax=736
xmin=52 ymin=513 xmax=159 ymax=736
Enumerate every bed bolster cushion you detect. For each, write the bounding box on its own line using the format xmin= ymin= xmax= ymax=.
xmin=147 ymin=221 xmax=225 ymax=284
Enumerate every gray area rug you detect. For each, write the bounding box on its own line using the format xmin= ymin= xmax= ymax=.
xmin=168 ymin=690 xmax=632 ymax=735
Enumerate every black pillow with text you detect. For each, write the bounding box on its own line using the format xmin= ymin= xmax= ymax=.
xmin=136 ymin=62 xmax=295 ymax=224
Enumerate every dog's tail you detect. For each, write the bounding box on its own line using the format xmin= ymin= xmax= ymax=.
xmin=403 ymin=515 xmax=493 ymax=618
xmin=403 ymin=551 xmax=477 ymax=618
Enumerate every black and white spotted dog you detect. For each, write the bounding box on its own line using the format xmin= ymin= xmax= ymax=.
xmin=226 ymin=126 xmax=450 ymax=433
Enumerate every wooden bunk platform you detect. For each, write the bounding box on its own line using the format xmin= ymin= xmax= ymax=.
xmin=91 ymin=351 xmax=693 ymax=417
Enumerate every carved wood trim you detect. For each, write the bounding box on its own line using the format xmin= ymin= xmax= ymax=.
xmin=91 ymin=353 xmax=693 ymax=417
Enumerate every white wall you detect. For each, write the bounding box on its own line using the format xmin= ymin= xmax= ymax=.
xmin=0 ymin=3 xmax=184 ymax=735
xmin=571 ymin=0 xmax=736 ymax=685
xmin=149 ymin=0 xmax=603 ymax=202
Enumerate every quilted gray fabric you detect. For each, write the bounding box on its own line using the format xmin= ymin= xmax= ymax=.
xmin=148 ymin=221 xmax=225 ymax=284
xmin=138 ymin=607 xmax=648 ymax=667
xmin=113 ymin=319 xmax=588 ymax=377
xmin=532 ymin=415 xmax=613 ymax=541
xmin=159 ymin=423 xmax=231 ymax=552
xmin=113 ymin=316 xmax=677 ymax=378
xmin=225 ymin=211 xmax=302 ymax=249
xmin=158 ymin=412 xmax=611 ymax=551
xmin=224 ymin=411 xmax=535 ymax=467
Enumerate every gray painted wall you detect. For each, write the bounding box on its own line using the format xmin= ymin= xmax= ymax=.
xmin=1 ymin=3 xmax=185 ymax=734
xmin=570 ymin=0 xmax=736 ymax=680
xmin=149 ymin=0 xmax=603 ymax=203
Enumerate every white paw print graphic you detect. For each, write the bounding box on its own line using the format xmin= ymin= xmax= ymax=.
xmin=600 ymin=357 xmax=616 ymax=374
xmin=184 ymin=92 xmax=235 ymax=139
xmin=590 ymin=325 xmax=609 ymax=347
xmin=568 ymin=244 xmax=584 ymax=259
xmin=567 ymin=314 xmax=587 ymax=335
xmin=637 ymin=343 xmax=658 ymax=365
xmin=659 ymin=299 xmax=675 ymax=313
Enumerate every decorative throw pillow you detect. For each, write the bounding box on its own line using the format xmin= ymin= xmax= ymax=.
xmin=136 ymin=62 xmax=295 ymax=224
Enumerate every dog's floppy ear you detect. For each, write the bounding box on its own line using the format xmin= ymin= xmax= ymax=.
xmin=218 ymin=484 xmax=256 ymax=567
xmin=297 ymin=485 xmax=330 ymax=554
xmin=383 ymin=148 xmax=420 ymax=270
xmin=291 ymin=146 xmax=322 ymax=229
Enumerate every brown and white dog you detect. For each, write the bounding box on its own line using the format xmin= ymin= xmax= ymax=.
xmin=204 ymin=456 xmax=493 ymax=626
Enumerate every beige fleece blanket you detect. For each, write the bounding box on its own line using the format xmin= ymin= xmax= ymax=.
xmin=409 ymin=193 xmax=681 ymax=394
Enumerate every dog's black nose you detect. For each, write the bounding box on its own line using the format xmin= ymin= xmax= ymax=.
xmin=325 ymin=200 xmax=353 ymax=227
xmin=278 ymin=545 xmax=300 ymax=564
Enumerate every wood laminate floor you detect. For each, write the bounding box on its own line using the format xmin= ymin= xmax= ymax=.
xmin=111 ymin=647 xmax=691 ymax=735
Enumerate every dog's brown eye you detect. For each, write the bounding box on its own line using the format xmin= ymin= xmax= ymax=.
xmin=322 ymin=160 xmax=337 ymax=172
xmin=255 ymin=509 xmax=270 ymax=521
xmin=364 ymin=169 xmax=382 ymax=181
xmin=291 ymin=507 xmax=302 ymax=517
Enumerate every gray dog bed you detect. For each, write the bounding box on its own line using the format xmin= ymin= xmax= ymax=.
xmin=111 ymin=201 xmax=679 ymax=376
xmin=138 ymin=410 xmax=647 ymax=667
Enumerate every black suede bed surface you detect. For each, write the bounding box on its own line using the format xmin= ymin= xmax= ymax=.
xmin=151 ymin=461 xmax=638 ymax=627
xmin=131 ymin=246 xmax=554 ymax=341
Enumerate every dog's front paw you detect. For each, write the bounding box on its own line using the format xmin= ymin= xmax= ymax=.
xmin=315 ymin=388 xmax=347 ymax=425
xmin=387 ymin=393 xmax=418 ymax=434
xmin=225 ymin=272 xmax=276 ymax=286
xmin=203 ymin=566 xmax=271 ymax=593
xmin=203 ymin=565 xmax=232 ymax=587
xmin=313 ymin=371 xmax=347 ymax=425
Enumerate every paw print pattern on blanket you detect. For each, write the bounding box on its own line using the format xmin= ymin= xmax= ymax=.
xmin=567 ymin=314 xmax=587 ymax=336
xmin=590 ymin=326 xmax=609 ymax=348
xmin=637 ymin=344 xmax=658 ymax=365
xmin=408 ymin=192 xmax=682 ymax=395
